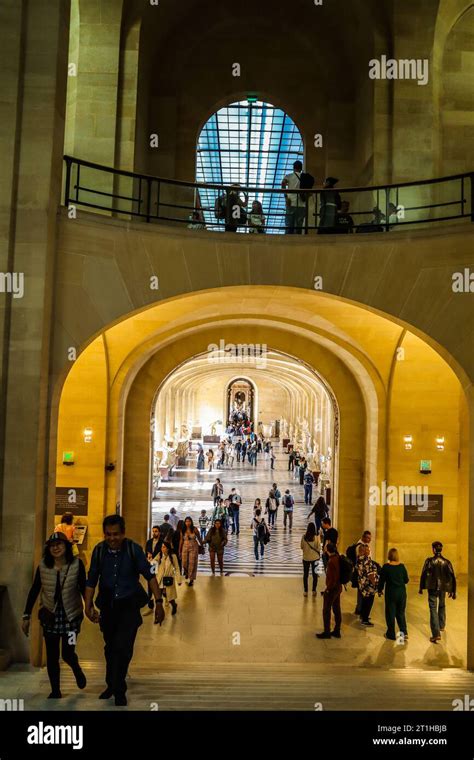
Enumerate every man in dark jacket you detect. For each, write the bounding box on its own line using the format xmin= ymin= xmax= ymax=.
xmin=419 ymin=541 xmax=456 ymax=643
xmin=85 ymin=515 xmax=163 ymax=706
xmin=316 ymin=542 xmax=342 ymax=639
xmin=145 ymin=525 xmax=162 ymax=560
xmin=159 ymin=514 xmax=174 ymax=542
xmin=347 ymin=530 xmax=372 ymax=616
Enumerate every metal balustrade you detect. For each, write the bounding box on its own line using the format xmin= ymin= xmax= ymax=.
xmin=64 ymin=155 xmax=474 ymax=235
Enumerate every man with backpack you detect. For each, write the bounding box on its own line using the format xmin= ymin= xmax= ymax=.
xmin=85 ymin=515 xmax=164 ymax=706
xmin=251 ymin=509 xmax=269 ymax=561
xmin=265 ymin=489 xmax=278 ymax=527
xmin=272 ymin=482 xmax=282 ymax=523
xmin=316 ymin=542 xmax=343 ymax=639
xmin=346 ymin=530 xmax=372 ymax=617
xmin=283 ymin=489 xmax=295 ymax=532
xmin=282 ymin=160 xmax=314 ymax=234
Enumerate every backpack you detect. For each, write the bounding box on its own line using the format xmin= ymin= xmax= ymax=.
xmin=338 ymin=554 xmax=354 ymax=586
xmin=346 ymin=543 xmax=358 ymax=566
xmin=268 ymin=497 xmax=277 ymax=512
xmin=214 ymin=194 xmax=227 ymax=220
xmin=299 ymin=171 xmax=315 ymax=201
xmin=256 ymin=520 xmax=267 ymax=540
xmin=284 ymin=494 xmax=293 ymax=511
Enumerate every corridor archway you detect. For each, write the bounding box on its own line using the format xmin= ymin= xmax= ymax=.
xmin=148 ymin=348 xmax=340 ymax=575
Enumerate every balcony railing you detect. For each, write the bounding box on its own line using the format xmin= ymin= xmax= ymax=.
xmin=63 ymin=155 xmax=474 ymax=235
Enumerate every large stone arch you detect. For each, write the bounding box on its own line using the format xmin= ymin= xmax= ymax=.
xmin=121 ymin=324 xmax=368 ymax=549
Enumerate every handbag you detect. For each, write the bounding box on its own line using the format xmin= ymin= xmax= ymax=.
xmin=38 ymin=606 xmax=56 ymax=626
xmin=198 ymin=545 xmax=205 ymax=556
xmin=162 ymin=577 xmax=174 ymax=587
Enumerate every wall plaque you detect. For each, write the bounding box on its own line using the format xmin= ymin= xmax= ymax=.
xmin=55 ymin=487 xmax=89 ymax=516
xmin=404 ymin=493 xmax=443 ymax=522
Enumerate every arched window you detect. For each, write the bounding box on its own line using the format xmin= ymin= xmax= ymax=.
xmin=196 ymin=99 xmax=304 ymax=233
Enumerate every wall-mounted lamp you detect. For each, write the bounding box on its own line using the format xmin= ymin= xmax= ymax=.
xmin=403 ymin=435 xmax=413 ymax=450
xmin=436 ymin=436 xmax=445 ymax=451
xmin=84 ymin=427 xmax=93 ymax=443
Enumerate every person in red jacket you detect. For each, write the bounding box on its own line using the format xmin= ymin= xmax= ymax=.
xmin=316 ymin=542 xmax=342 ymax=639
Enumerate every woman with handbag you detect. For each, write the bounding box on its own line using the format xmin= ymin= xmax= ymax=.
xmin=204 ymin=518 xmax=228 ymax=574
xmin=153 ymin=541 xmax=182 ymax=615
xmin=21 ymin=531 xmax=87 ymax=698
xmin=300 ymin=523 xmax=321 ymax=597
xmin=179 ymin=516 xmax=204 ymax=586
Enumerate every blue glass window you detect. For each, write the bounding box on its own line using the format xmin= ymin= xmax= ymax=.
xmin=196 ymin=100 xmax=304 ymax=233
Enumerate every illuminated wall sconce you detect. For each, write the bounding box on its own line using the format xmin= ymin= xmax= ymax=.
xmin=436 ymin=436 xmax=445 ymax=451
xmin=403 ymin=435 xmax=413 ymax=450
xmin=83 ymin=427 xmax=93 ymax=443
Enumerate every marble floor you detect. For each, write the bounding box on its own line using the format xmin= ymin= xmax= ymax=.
xmin=152 ymin=443 xmax=323 ymax=575
xmin=1 ymin=444 xmax=471 ymax=711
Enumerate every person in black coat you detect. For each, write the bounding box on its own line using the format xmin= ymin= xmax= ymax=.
xmin=145 ymin=526 xmax=162 ymax=560
xmin=419 ymin=541 xmax=456 ymax=643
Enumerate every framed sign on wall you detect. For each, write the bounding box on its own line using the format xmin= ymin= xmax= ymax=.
xmin=55 ymin=487 xmax=89 ymax=516
xmin=404 ymin=493 xmax=443 ymax=522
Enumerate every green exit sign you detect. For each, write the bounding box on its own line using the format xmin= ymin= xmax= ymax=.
xmin=420 ymin=459 xmax=431 ymax=473
xmin=63 ymin=451 xmax=74 ymax=463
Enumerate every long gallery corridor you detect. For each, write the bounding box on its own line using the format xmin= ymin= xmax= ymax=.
xmin=152 ymin=443 xmax=315 ymax=576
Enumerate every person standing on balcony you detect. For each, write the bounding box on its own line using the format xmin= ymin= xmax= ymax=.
xmin=225 ymin=184 xmax=248 ymax=233
xmin=282 ymin=160 xmax=306 ymax=234
xmin=336 ymin=200 xmax=354 ymax=233
xmin=318 ymin=177 xmax=341 ymax=234
xmin=248 ymin=200 xmax=266 ymax=233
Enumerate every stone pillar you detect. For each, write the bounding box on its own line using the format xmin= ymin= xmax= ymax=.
xmin=467 ymin=385 xmax=474 ymax=670
xmin=65 ymin=0 xmax=124 ymax=204
xmin=0 ymin=0 xmax=69 ymax=664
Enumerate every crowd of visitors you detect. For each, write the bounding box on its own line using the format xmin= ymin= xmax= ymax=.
xmin=22 ymin=441 xmax=457 ymax=705
xmin=188 ymin=164 xmax=402 ymax=234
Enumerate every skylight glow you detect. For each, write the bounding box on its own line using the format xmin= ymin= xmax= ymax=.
xmin=196 ymin=100 xmax=304 ymax=233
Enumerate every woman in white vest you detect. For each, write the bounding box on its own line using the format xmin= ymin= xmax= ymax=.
xmin=152 ymin=540 xmax=182 ymax=615
xmin=21 ymin=531 xmax=86 ymax=699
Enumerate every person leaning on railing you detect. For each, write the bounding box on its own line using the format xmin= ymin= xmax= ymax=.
xmin=225 ymin=184 xmax=248 ymax=232
xmin=248 ymin=200 xmax=266 ymax=233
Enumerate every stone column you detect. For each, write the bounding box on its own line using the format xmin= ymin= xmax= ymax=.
xmin=65 ymin=0 xmax=124 ymax=204
xmin=0 ymin=0 xmax=69 ymax=664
